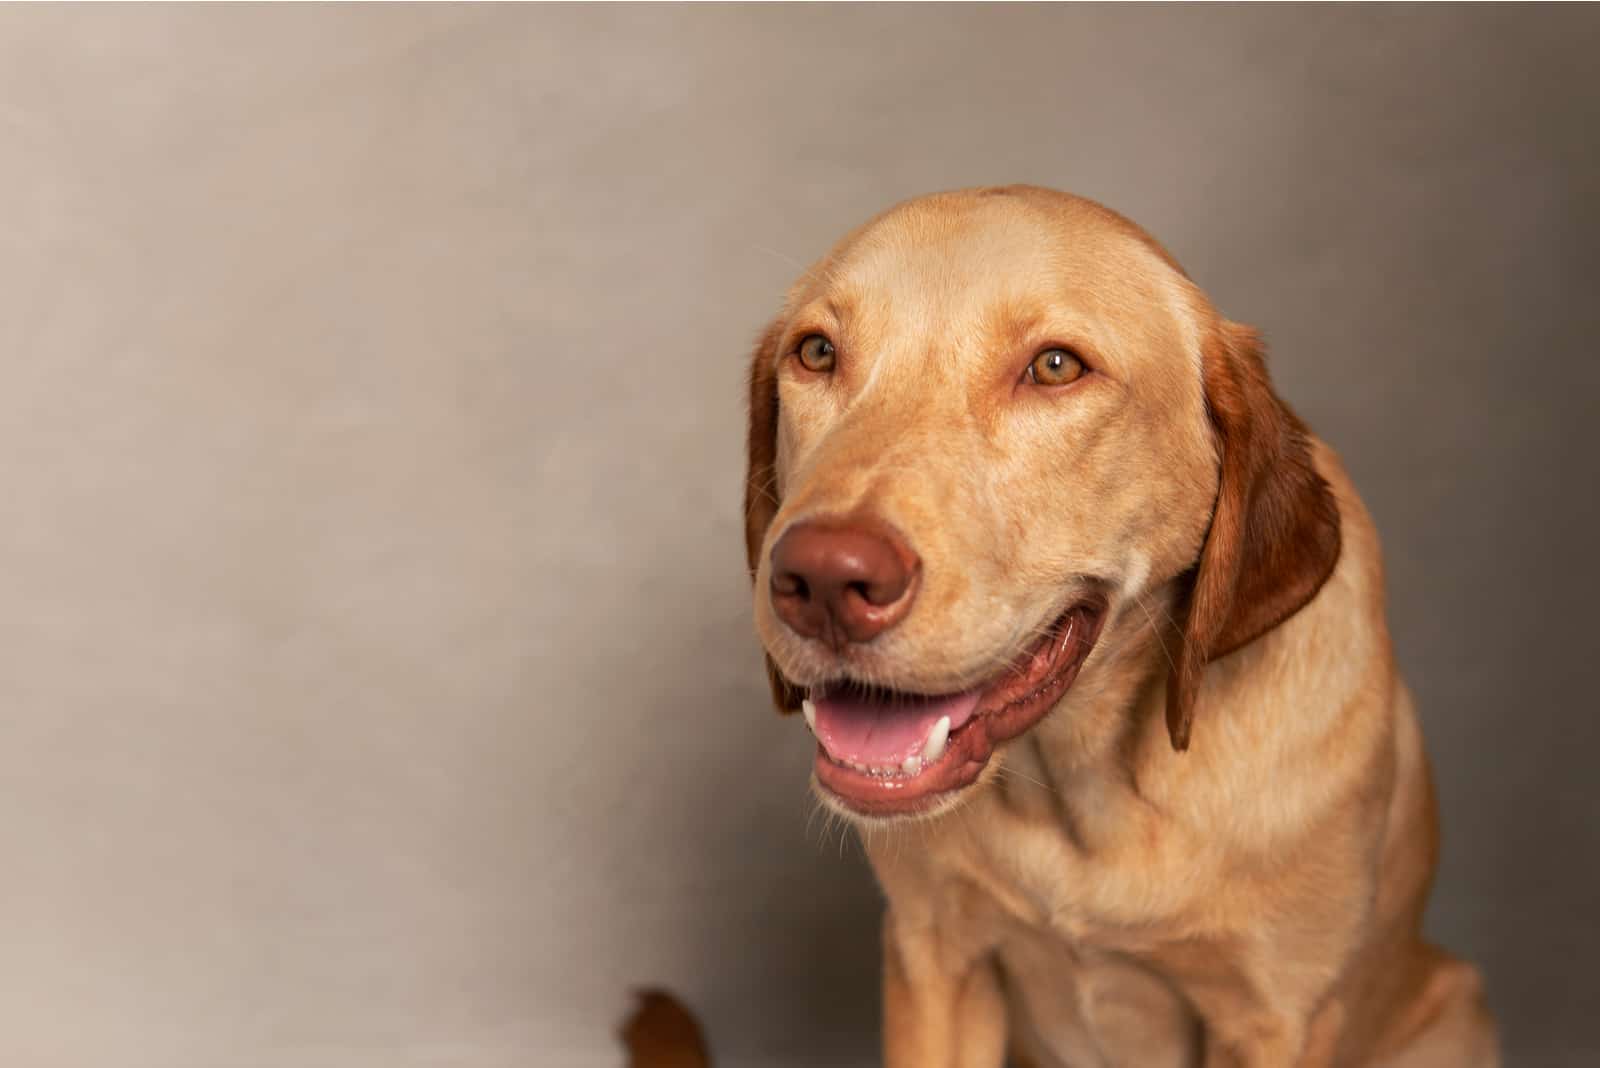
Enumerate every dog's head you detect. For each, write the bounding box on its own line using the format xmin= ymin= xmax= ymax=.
xmin=745 ymin=187 xmax=1339 ymax=821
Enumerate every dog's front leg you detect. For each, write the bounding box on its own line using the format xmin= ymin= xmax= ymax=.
xmin=882 ymin=906 xmax=1008 ymax=1068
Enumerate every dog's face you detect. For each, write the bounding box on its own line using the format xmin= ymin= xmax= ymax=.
xmin=745 ymin=187 xmax=1339 ymax=822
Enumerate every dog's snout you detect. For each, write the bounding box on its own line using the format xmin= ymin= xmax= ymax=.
xmin=769 ymin=520 xmax=919 ymax=649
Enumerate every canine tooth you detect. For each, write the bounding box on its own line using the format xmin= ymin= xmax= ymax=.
xmin=902 ymin=755 xmax=921 ymax=775
xmin=802 ymin=698 xmax=817 ymax=732
xmin=922 ymin=715 xmax=950 ymax=762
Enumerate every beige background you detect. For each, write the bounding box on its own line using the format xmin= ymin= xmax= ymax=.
xmin=2 ymin=5 xmax=1596 ymax=1067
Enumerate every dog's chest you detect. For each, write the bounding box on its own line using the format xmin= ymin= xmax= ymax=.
xmin=996 ymin=929 xmax=1202 ymax=1068
xmin=926 ymin=810 xmax=1207 ymax=1068
xmin=938 ymin=760 xmax=1207 ymax=945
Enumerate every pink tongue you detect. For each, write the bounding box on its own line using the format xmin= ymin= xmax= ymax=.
xmin=812 ymin=690 xmax=982 ymax=765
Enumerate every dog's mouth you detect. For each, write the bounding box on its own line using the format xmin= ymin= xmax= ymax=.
xmin=804 ymin=597 xmax=1107 ymax=817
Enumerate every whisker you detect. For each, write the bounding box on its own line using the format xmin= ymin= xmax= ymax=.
xmin=995 ymin=764 xmax=1052 ymax=792
xmin=748 ymin=468 xmax=782 ymax=508
xmin=749 ymin=243 xmax=808 ymax=272
xmin=1134 ymin=590 xmax=1180 ymax=675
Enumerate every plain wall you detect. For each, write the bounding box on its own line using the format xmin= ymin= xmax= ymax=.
xmin=1 ymin=6 xmax=1596 ymax=1066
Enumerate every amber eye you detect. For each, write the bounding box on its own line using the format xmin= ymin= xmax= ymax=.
xmin=796 ymin=334 xmax=836 ymax=373
xmin=1026 ymin=347 xmax=1085 ymax=387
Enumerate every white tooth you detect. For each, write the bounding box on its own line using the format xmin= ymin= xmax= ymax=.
xmin=922 ymin=715 xmax=950 ymax=762
xmin=902 ymin=755 xmax=921 ymax=775
xmin=802 ymin=698 xmax=817 ymax=732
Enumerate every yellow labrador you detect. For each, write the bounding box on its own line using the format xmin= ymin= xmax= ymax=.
xmin=742 ymin=187 xmax=1497 ymax=1066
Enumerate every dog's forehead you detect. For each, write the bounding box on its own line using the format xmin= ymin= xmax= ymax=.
xmin=806 ymin=191 xmax=1190 ymax=340
xmin=785 ymin=191 xmax=1202 ymax=381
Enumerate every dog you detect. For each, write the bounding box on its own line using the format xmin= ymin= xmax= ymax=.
xmin=742 ymin=187 xmax=1497 ymax=1066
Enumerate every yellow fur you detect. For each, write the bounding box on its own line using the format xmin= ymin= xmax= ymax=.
xmin=748 ymin=187 xmax=1497 ymax=1066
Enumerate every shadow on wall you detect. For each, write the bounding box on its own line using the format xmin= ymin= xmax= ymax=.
xmin=570 ymin=473 xmax=885 ymax=1062
xmin=662 ymin=622 xmax=885 ymax=1061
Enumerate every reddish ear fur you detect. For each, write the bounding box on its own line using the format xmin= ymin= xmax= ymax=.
xmin=744 ymin=321 xmax=804 ymax=714
xmin=1166 ymin=321 xmax=1342 ymax=750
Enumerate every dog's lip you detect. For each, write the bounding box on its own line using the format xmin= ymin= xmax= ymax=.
xmin=808 ymin=597 xmax=1107 ymax=817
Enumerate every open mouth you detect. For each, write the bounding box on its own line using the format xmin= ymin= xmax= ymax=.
xmin=804 ymin=597 xmax=1107 ymax=817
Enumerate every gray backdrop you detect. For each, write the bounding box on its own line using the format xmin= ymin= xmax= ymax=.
xmin=1 ymin=5 xmax=1595 ymax=1067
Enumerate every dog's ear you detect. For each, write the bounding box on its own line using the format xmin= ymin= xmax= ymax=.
xmin=744 ymin=319 xmax=804 ymax=715
xmin=1166 ymin=321 xmax=1342 ymax=750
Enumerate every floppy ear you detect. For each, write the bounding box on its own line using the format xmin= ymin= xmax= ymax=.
xmin=744 ymin=319 xmax=804 ymax=714
xmin=1166 ymin=321 xmax=1342 ymax=750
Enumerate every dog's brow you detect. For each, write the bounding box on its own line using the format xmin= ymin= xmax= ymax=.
xmin=822 ymin=295 xmax=856 ymax=327
xmin=981 ymin=299 xmax=1054 ymax=353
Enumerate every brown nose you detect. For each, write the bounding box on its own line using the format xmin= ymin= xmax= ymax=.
xmin=769 ymin=520 xmax=919 ymax=649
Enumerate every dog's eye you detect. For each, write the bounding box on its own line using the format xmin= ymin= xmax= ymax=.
xmin=1026 ymin=347 xmax=1085 ymax=387
xmin=796 ymin=334 xmax=836 ymax=373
